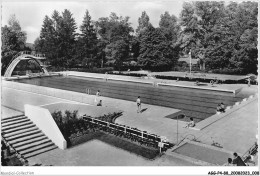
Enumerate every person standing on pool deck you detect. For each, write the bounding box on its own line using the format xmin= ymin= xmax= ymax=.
xmin=95 ymin=90 xmax=100 ymax=103
xmin=136 ymin=96 xmax=141 ymax=113
xmin=247 ymin=78 xmax=251 ymax=87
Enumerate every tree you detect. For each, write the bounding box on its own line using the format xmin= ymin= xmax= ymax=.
xmin=36 ymin=15 xmax=55 ymax=61
xmin=138 ymin=26 xmax=177 ymax=71
xmin=130 ymin=36 xmax=140 ymax=59
xmin=77 ymin=10 xmax=98 ymax=68
xmin=136 ymin=11 xmax=152 ymax=36
xmin=96 ymin=40 xmax=107 ymax=68
xmin=34 ymin=37 xmax=43 ymax=52
xmin=96 ymin=13 xmax=133 ymax=43
xmin=59 ymin=9 xmax=77 ymax=68
xmin=96 ymin=13 xmax=133 ymax=68
xmin=105 ymin=39 xmax=129 ymax=69
xmin=206 ymin=1 xmax=258 ymax=74
xmin=7 ymin=14 xmax=27 ymax=46
xmin=1 ymin=14 xmax=27 ymax=75
xmin=159 ymin=11 xmax=180 ymax=43
xmin=36 ymin=9 xmax=77 ymax=68
xmin=179 ymin=1 xmax=225 ymax=70
xmin=159 ymin=11 xmax=181 ymax=69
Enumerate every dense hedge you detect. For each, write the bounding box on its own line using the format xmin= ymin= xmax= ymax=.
xmin=51 ymin=110 xmax=122 ymax=146
xmin=94 ymin=112 xmax=123 ymax=123
xmin=47 ymin=67 xmax=114 ymax=73
xmin=209 ymin=68 xmax=243 ymax=75
xmin=50 ymin=110 xmax=172 ymax=158
xmin=108 ymin=71 xmax=147 ymax=78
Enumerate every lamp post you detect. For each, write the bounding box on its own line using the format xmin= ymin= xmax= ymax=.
xmin=177 ymin=114 xmax=179 ymax=145
xmin=189 ymin=50 xmax=192 ymax=75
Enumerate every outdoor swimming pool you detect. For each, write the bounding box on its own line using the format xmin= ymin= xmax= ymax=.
xmin=13 ymin=75 xmax=249 ymax=122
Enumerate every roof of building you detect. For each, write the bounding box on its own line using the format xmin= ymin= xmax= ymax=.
xmin=179 ymin=57 xmax=199 ymax=65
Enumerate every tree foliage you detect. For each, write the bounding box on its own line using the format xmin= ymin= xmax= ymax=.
xmin=136 ymin=11 xmax=152 ymax=36
xmin=179 ymin=1 xmax=257 ymax=74
xmin=3 ymin=2 xmax=257 ymax=75
xmin=159 ymin=11 xmax=180 ymax=43
xmin=35 ymin=9 xmax=77 ymax=68
xmin=105 ymin=39 xmax=129 ymax=69
xmin=96 ymin=13 xmax=133 ymax=43
xmin=205 ymin=1 xmax=258 ymax=74
xmin=76 ymin=10 xmax=98 ymax=67
xmin=138 ymin=26 xmax=177 ymax=70
xmin=1 ymin=14 xmax=27 ymax=75
xmin=96 ymin=13 xmax=133 ymax=67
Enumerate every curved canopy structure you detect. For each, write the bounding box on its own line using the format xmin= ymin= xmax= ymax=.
xmin=4 ymin=52 xmax=49 ymax=77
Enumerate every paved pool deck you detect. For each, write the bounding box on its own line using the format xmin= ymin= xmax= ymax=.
xmin=1 ymin=73 xmax=258 ymax=166
xmin=26 ymin=139 xmax=196 ymax=166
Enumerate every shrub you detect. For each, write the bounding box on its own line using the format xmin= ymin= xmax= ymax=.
xmin=51 ymin=110 xmax=122 ymax=139
xmin=108 ymin=71 xmax=147 ymax=77
xmin=210 ymin=68 xmax=243 ymax=75
xmin=47 ymin=67 xmax=114 ymax=73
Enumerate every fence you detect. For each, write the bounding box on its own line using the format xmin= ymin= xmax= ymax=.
xmin=83 ymin=115 xmax=173 ymax=151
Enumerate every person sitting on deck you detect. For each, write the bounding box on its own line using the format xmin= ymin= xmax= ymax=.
xmin=220 ymin=102 xmax=225 ymax=113
xmin=185 ymin=117 xmax=195 ymax=128
xmin=216 ymin=103 xmax=224 ymax=113
xmin=97 ymin=100 xmax=102 ymax=106
xmin=195 ymin=80 xmax=199 ymax=86
xmin=224 ymin=158 xmax=234 ymax=166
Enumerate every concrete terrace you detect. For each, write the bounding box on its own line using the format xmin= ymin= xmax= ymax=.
xmin=1 ymin=71 xmax=258 ymax=166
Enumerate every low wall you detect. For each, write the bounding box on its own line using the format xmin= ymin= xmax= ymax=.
xmin=193 ymin=94 xmax=258 ymax=130
xmin=2 ymin=80 xmax=96 ymax=106
xmin=157 ymin=83 xmax=237 ymax=94
xmin=24 ymin=104 xmax=67 ymax=149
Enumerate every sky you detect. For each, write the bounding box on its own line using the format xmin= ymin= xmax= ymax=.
xmin=1 ymin=0 xmax=184 ymax=43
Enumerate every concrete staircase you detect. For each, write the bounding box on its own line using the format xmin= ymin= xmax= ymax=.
xmin=1 ymin=115 xmax=58 ymax=159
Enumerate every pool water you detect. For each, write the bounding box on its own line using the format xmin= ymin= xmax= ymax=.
xmin=14 ymin=76 xmax=248 ymax=122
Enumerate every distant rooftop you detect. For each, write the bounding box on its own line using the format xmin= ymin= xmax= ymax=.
xmin=178 ymin=57 xmax=199 ymax=65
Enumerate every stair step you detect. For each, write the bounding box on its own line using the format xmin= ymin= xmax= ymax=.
xmin=19 ymin=142 xmax=55 ymax=155
xmin=16 ymin=138 xmax=51 ymax=152
xmin=2 ymin=121 xmax=33 ymax=131
xmin=1 ymin=115 xmax=25 ymax=121
xmin=2 ymin=127 xmax=38 ymax=138
xmin=6 ymin=129 xmax=41 ymax=141
xmin=2 ymin=118 xmax=30 ymax=127
xmin=2 ymin=124 xmax=36 ymax=134
xmin=9 ymin=133 xmax=44 ymax=145
xmin=1 ymin=116 xmax=27 ymax=124
xmin=12 ymin=136 xmax=48 ymax=148
xmin=23 ymin=145 xmax=58 ymax=159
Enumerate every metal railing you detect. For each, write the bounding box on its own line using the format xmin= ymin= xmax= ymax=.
xmin=242 ymin=142 xmax=258 ymax=161
xmin=83 ymin=115 xmax=173 ymax=150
